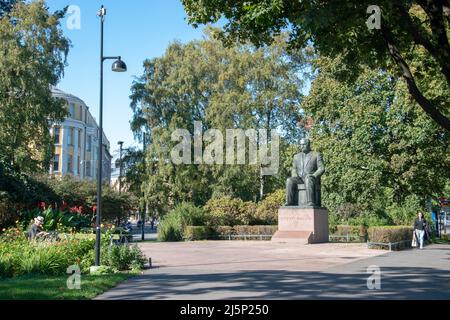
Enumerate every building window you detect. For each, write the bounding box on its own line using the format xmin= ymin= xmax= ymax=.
xmin=87 ymin=135 xmax=92 ymax=152
xmin=68 ymin=155 xmax=73 ymax=173
xmin=68 ymin=127 xmax=74 ymax=146
xmin=53 ymin=154 xmax=60 ymax=172
xmin=53 ymin=127 xmax=61 ymax=144
xmin=69 ymin=103 xmax=75 ymax=118
xmin=86 ymin=161 xmax=91 ymax=177
xmin=78 ymin=129 xmax=82 ymax=148
xmin=77 ymin=156 xmax=81 ymax=175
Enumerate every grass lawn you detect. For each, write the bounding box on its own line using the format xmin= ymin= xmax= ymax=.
xmin=0 ymin=273 xmax=136 ymax=300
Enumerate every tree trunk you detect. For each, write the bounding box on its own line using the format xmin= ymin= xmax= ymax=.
xmin=381 ymin=23 xmax=450 ymax=132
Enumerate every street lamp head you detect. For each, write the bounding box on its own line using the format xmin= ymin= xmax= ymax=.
xmin=118 ymin=141 xmax=124 ymax=146
xmin=98 ymin=5 xmax=106 ymax=18
xmin=112 ymin=57 xmax=127 ymax=72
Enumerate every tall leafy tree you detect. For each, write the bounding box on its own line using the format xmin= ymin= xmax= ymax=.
xmin=182 ymin=0 xmax=450 ymax=132
xmin=130 ymin=30 xmax=303 ymax=215
xmin=0 ymin=0 xmax=19 ymax=17
xmin=0 ymin=0 xmax=69 ymax=172
xmin=302 ymin=53 xmax=449 ymax=220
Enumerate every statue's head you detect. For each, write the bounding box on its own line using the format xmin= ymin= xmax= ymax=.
xmin=299 ymin=138 xmax=311 ymax=153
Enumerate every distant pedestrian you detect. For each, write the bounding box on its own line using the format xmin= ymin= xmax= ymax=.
xmin=150 ymin=218 xmax=155 ymax=230
xmin=413 ymin=212 xmax=428 ymax=250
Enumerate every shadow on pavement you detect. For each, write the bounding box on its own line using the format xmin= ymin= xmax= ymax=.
xmin=97 ymin=266 xmax=450 ymax=300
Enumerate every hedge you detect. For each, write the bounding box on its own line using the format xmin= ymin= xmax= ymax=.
xmin=329 ymin=225 xmax=368 ymax=242
xmin=183 ymin=226 xmax=215 ymax=241
xmin=182 ymin=225 xmax=278 ymax=241
xmin=233 ymin=225 xmax=278 ymax=236
xmin=335 ymin=225 xmax=368 ymax=238
xmin=367 ymin=226 xmax=413 ymax=243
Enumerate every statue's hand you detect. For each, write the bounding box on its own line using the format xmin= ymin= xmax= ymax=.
xmin=306 ymin=174 xmax=315 ymax=180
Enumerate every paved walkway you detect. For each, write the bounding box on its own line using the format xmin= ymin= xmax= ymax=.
xmin=96 ymin=241 xmax=450 ymax=300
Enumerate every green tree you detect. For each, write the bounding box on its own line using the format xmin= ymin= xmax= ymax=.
xmin=130 ymin=29 xmax=303 ymax=216
xmin=0 ymin=0 xmax=19 ymax=17
xmin=117 ymin=148 xmax=146 ymax=198
xmin=0 ymin=0 xmax=70 ymax=172
xmin=182 ymin=1 xmax=450 ymax=131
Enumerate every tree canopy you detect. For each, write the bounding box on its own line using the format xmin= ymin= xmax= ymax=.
xmin=182 ymin=0 xmax=450 ymax=132
xmin=0 ymin=0 xmax=70 ymax=172
xmin=0 ymin=0 xmax=18 ymax=17
xmin=302 ymin=53 xmax=449 ymax=222
xmin=130 ymin=30 xmax=304 ymax=216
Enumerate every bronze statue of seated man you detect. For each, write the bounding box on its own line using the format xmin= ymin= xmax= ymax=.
xmin=285 ymin=138 xmax=325 ymax=207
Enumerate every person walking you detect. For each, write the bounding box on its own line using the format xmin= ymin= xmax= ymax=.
xmin=413 ymin=212 xmax=428 ymax=250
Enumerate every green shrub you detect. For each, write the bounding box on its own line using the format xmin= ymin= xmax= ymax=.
xmin=0 ymin=252 xmax=16 ymax=278
xmin=0 ymin=234 xmax=96 ymax=278
xmin=368 ymin=226 xmax=413 ymax=243
xmin=105 ymin=244 xmax=146 ymax=271
xmin=79 ymin=249 xmax=95 ymax=274
xmin=90 ymin=265 xmax=116 ymax=275
xmin=174 ymin=202 xmax=207 ymax=226
xmin=158 ymin=202 xmax=204 ymax=242
xmin=253 ymin=189 xmax=284 ymax=225
xmin=386 ymin=204 xmax=420 ymax=226
xmin=158 ymin=212 xmax=183 ymax=241
xmin=204 ymin=197 xmax=256 ymax=226
xmin=19 ymin=245 xmax=68 ymax=275
xmin=183 ymin=226 xmax=215 ymax=241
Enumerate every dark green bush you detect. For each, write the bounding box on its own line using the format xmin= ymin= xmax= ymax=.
xmin=368 ymin=226 xmax=413 ymax=243
xmin=175 ymin=202 xmax=207 ymax=226
xmin=253 ymin=189 xmax=284 ymax=225
xmin=158 ymin=202 xmax=205 ymax=241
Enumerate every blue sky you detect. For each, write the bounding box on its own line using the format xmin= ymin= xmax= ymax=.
xmin=46 ymin=0 xmax=210 ymax=157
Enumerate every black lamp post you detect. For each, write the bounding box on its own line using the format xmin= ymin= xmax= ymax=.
xmin=117 ymin=141 xmax=124 ymax=195
xmin=141 ymin=132 xmax=147 ymax=241
xmin=94 ymin=5 xmax=127 ymax=267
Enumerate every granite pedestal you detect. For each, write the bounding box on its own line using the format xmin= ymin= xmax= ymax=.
xmin=272 ymin=207 xmax=329 ymax=244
